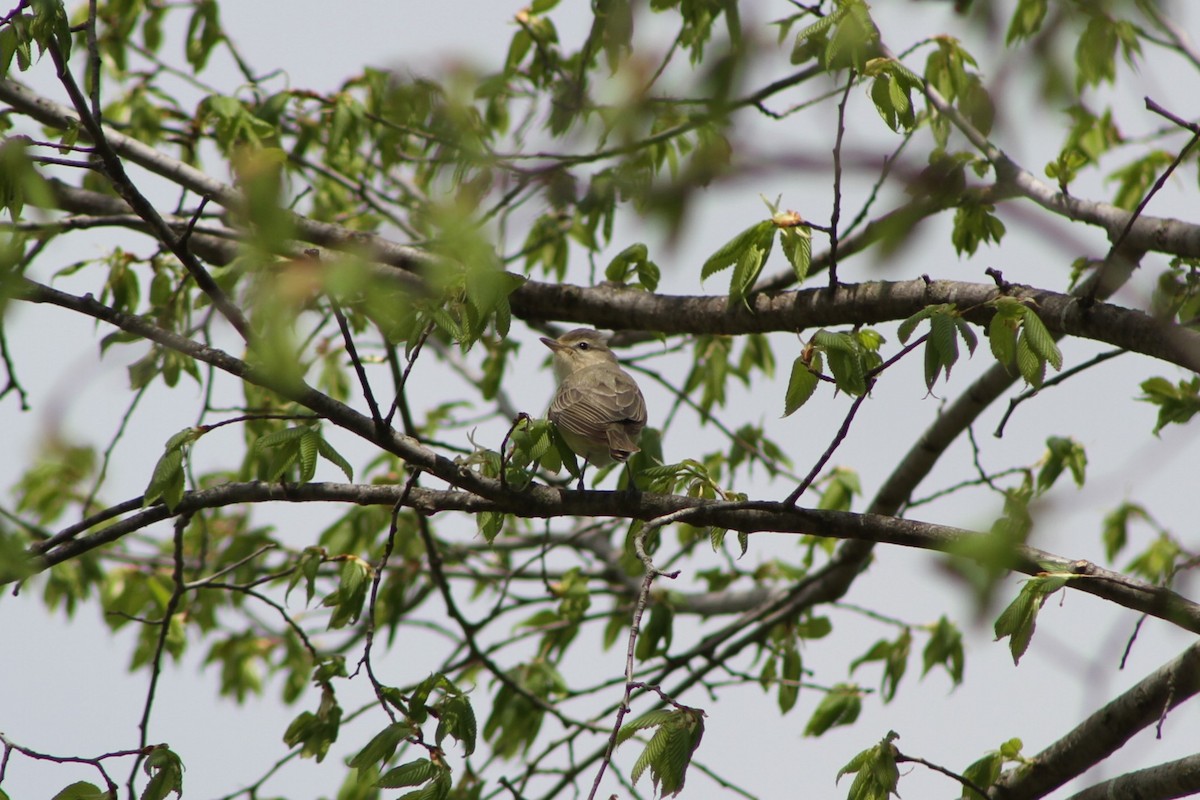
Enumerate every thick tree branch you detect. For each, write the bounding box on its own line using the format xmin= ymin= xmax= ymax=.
xmin=992 ymin=641 xmax=1200 ymax=800
xmin=11 ymin=480 xmax=1200 ymax=637
xmin=1063 ymin=753 xmax=1200 ymax=800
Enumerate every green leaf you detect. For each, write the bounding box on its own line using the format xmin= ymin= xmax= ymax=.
xmin=778 ymin=644 xmax=802 ymax=713
xmin=836 ymin=731 xmax=899 ymax=799
xmin=1015 ymin=332 xmax=1044 ymax=388
xmin=993 ymin=574 xmax=1075 ymax=665
xmin=897 ymin=306 xmax=934 ymax=344
xmin=1037 ymin=436 xmax=1086 ymax=493
xmin=377 ymin=758 xmax=437 ymax=789
xmin=804 ymin=683 xmax=862 ymax=736
xmin=350 ymin=722 xmax=414 ymax=769
xmin=1019 ymin=309 xmax=1062 ymax=370
xmin=140 ymin=746 xmax=184 ymax=800
xmin=1101 ymin=502 xmax=1145 ymax=561
xmin=700 ymin=221 xmax=774 ymax=281
xmin=951 ymin=201 xmax=1006 ymax=256
xmin=1006 ymin=0 xmax=1047 ymax=44
xmin=50 ymin=783 xmax=109 ymax=800
xmin=922 ymin=616 xmax=965 ymax=685
xmin=298 ymin=430 xmax=320 ymax=482
xmin=783 ymin=356 xmax=820 ymax=417
xmin=143 ymin=447 xmax=185 ymax=511
xmin=1139 ymin=376 xmax=1200 ymax=433
xmin=779 ymin=224 xmax=812 ymax=283
xmin=316 ymin=438 xmax=354 ymax=481
xmin=625 ymin=708 xmax=705 ymax=797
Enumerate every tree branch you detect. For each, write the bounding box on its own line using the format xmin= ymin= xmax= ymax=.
xmin=12 ymin=480 xmax=1200 ymax=637
xmin=1062 ymin=753 xmax=1200 ymax=800
xmin=992 ymin=641 xmax=1200 ymax=799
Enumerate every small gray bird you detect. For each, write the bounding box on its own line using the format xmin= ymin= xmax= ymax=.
xmin=541 ymin=329 xmax=647 ymax=489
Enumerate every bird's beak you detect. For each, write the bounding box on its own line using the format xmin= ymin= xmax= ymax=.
xmin=540 ymin=336 xmax=566 ymax=352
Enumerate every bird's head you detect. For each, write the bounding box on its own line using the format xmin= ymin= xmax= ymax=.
xmin=540 ymin=329 xmax=618 ymax=380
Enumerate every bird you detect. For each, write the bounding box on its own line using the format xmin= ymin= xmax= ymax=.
xmin=540 ymin=328 xmax=647 ymax=490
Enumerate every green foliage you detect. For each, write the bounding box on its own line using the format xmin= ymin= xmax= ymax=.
xmin=1139 ymin=376 xmax=1200 ymax=433
xmin=14 ymin=441 xmax=96 ymax=525
xmin=836 ymin=731 xmax=899 ymax=800
xmin=806 ymin=329 xmax=883 ymax=397
xmin=0 ymin=138 xmax=54 ymax=222
xmin=850 ymin=629 xmax=910 ymax=702
xmin=283 ymin=686 xmax=343 ymax=762
xmin=805 ymin=683 xmax=863 ymax=736
xmin=951 ymin=201 xmax=1005 ymax=256
xmin=0 ymin=1 xmax=1193 ymax=798
xmin=618 ymin=706 xmax=706 ymax=798
xmin=921 ymin=616 xmax=965 ymax=685
xmin=924 ymin=37 xmax=992 ymax=147
xmin=143 ymin=427 xmax=205 ymax=511
xmin=49 ymin=782 xmax=109 ymax=800
xmin=322 ymin=556 xmax=372 ymax=630
xmin=482 ymin=660 xmax=565 ymax=758
xmin=986 ymin=298 xmax=1063 ymax=388
xmin=251 ymin=425 xmax=354 ymax=484
xmin=898 ymin=303 xmax=978 ymax=390
xmin=959 ymin=738 xmax=1024 ymax=799
xmin=700 ymin=219 xmax=776 ymax=308
xmin=1044 ymin=105 xmax=1122 ymax=188
xmin=817 ymin=467 xmax=861 ymax=512
xmin=783 ymin=353 xmax=820 ymax=417
xmin=1005 ymin=0 xmax=1047 ymax=44
xmin=993 ymin=573 xmax=1076 ymax=665
xmin=865 ymin=58 xmax=921 ymax=133
xmin=605 ymin=243 xmax=661 ymax=291
xmin=1107 ymin=150 xmax=1175 ymax=211
xmin=1036 ymin=436 xmax=1086 ymax=493
xmin=1074 ymin=11 xmax=1141 ymax=91
xmin=141 ymin=745 xmax=185 ymax=800
xmin=790 ymin=0 xmax=881 ymax=72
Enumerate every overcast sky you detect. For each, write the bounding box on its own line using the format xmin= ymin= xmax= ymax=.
xmin=2 ymin=2 xmax=1199 ymax=798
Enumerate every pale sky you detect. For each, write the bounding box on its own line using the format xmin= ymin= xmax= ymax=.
xmin=2 ymin=2 xmax=1199 ymax=799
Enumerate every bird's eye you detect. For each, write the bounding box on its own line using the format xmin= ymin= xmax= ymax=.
xmin=576 ymin=342 xmax=590 ymax=351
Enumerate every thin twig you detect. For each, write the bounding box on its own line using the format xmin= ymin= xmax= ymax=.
xmin=128 ymin=513 xmax=191 ymax=794
xmin=355 ymin=469 xmax=422 ymax=720
xmin=587 ymin=513 xmax=681 ymax=800
xmin=384 ymin=321 xmax=435 ymax=429
xmin=783 ymin=384 xmax=872 ymax=506
xmin=329 ymin=291 xmax=384 ymax=429
xmin=827 ymin=70 xmax=855 ymax=287
xmin=994 ymin=348 xmax=1125 ymax=437
xmin=896 ymin=751 xmax=990 ymax=799
xmin=0 ymin=323 xmax=30 ymax=410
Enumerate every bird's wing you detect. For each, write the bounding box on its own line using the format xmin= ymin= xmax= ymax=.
xmin=549 ymin=382 xmax=612 ymax=443
xmin=549 ymin=366 xmax=647 ymax=439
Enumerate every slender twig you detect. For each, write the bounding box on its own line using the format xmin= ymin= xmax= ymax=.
xmin=355 ymin=469 xmax=422 ymax=720
xmin=783 ymin=384 xmax=872 ymax=506
xmin=415 ymin=506 xmax=591 ymax=731
xmin=994 ymin=348 xmax=1125 ymax=437
xmin=384 ymin=321 xmax=435 ymax=429
xmin=587 ymin=514 xmax=681 ymax=800
xmin=329 ymin=292 xmax=384 ymax=429
xmin=499 ymin=413 xmax=533 ymax=490
xmin=0 ymin=732 xmax=146 ymax=796
xmin=128 ymin=513 xmax=191 ymax=794
xmin=81 ymin=384 xmax=148 ymax=517
xmin=827 ymin=70 xmax=855 ymax=287
xmin=0 ymin=323 xmax=30 ymax=410
xmin=896 ymin=751 xmax=990 ymax=799
xmin=1104 ymin=98 xmax=1200 ymax=263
